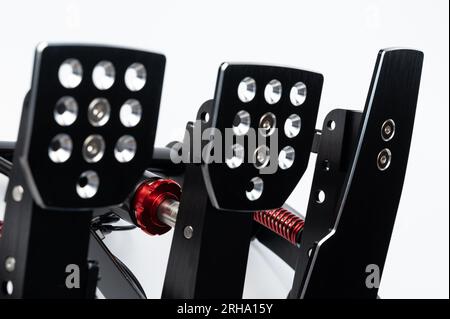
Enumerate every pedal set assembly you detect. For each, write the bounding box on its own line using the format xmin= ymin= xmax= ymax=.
xmin=0 ymin=44 xmax=423 ymax=299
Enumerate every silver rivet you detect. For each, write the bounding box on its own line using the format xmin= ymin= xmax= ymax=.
xmin=5 ymin=257 xmax=16 ymax=272
xmin=381 ymin=119 xmax=395 ymax=142
xmin=4 ymin=280 xmax=14 ymax=296
xmin=12 ymin=186 xmax=24 ymax=202
xmin=377 ymin=148 xmax=392 ymax=171
xmin=183 ymin=226 xmax=194 ymax=239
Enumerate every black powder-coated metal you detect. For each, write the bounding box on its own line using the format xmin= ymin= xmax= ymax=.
xmin=162 ymin=117 xmax=254 ymax=298
xmin=162 ymin=162 xmax=254 ymax=298
xmin=0 ymin=84 xmax=95 ymax=298
xmin=22 ymin=44 xmax=165 ymax=209
xmin=255 ymin=111 xmax=361 ymax=270
xmin=0 ymin=47 xmax=424 ymax=300
xmin=0 ymin=44 xmax=166 ymax=298
xmin=0 ymin=198 xmax=94 ymax=298
xmin=88 ymin=229 xmax=146 ymax=299
xmin=203 ymin=63 xmax=323 ymax=211
xmin=290 ymin=48 xmax=423 ymax=299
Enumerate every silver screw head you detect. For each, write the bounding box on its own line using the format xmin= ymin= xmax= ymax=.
xmin=183 ymin=226 xmax=194 ymax=239
xmin=381 ymin=119 xmax=395 ymax=142
xmin=5 ymin=257 xmax=16 ymax=272
xmin=257 ymin=151 xmax=266 ymax=163
xmin=12 ymin=185 xmax=24 ymax=202
xmin=377 ymin=148 xmax=392 ymax=171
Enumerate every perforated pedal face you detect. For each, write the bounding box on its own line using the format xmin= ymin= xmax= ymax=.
xmin=19 ymin=43 xmax=165 ymax=209
xmin=202 ymin=63 xmax=323 ymax=211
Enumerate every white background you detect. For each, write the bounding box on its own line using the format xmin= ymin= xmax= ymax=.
xmin=0 ymin=0 xmax=448 ymax=299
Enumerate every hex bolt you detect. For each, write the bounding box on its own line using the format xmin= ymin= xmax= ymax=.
xmin=183 ymin=226 xmax=194 ymax=239
xmin=12 ymin=185 xmax=24 ymax=202
xmin=5 ymin=257 xmax=16 ymax=272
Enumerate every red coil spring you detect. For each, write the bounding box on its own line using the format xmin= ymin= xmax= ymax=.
xmin=253 ymin=208 xmax=305 ymax=245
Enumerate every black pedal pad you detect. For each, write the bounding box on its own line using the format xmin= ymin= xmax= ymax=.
xmin=202 ymin=63 xmax=323 ymax=211
xmin=17 ymin=43 xmax=165 ymax=210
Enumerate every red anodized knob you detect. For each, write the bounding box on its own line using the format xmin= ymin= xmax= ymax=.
xmin=132 ymin=178 xmax=181 ymax=235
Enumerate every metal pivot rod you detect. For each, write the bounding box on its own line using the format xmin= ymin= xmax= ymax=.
xmin=112 ymin=176 xmax=306 ymax=247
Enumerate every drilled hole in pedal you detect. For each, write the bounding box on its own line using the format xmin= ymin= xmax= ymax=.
xmin=48 ymin=134 xmax=73 ymax=163
xmin=264 ymin=79 xmax=282 ymax=104
xmin=58 ymin=59 xmax=83 ymax=89
xmin=200 ymin=112 xmax=210 ymax=123
xmin=290 ymin=82 xmax=307 ymax=106
xmin=226 ymin=144 xmax=245 ymax=169
xmin=92 ymin=61 xmax=115 ymax=90
xmin=246 ymin=177 xmax=263 ymax=201
xmin=284 ymin=114 xmax=301 ymax=138
xmin=327 ymin=120 xmax=336 ymax=131
xmin=114 ymin=135 xmax=137 ymax=163
xmin=238 ymin=77 xmax=256 ymax=103
xmin=125 ymin=63 xmax=147 ymax=92
xmin=315 ymin=190 xmax=326 ymax=203
xmin=233 ymin=110 xmax=251 ymax=135
xmin=54 ymin=96 xmax=78 ymax=126
xmin=76 ymin=170 xmax=99 ymax=199
xmin=278 ymin=146 xmax=295 ymax=170
xmin=120 ymin=99 xmax=142 ymax=127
